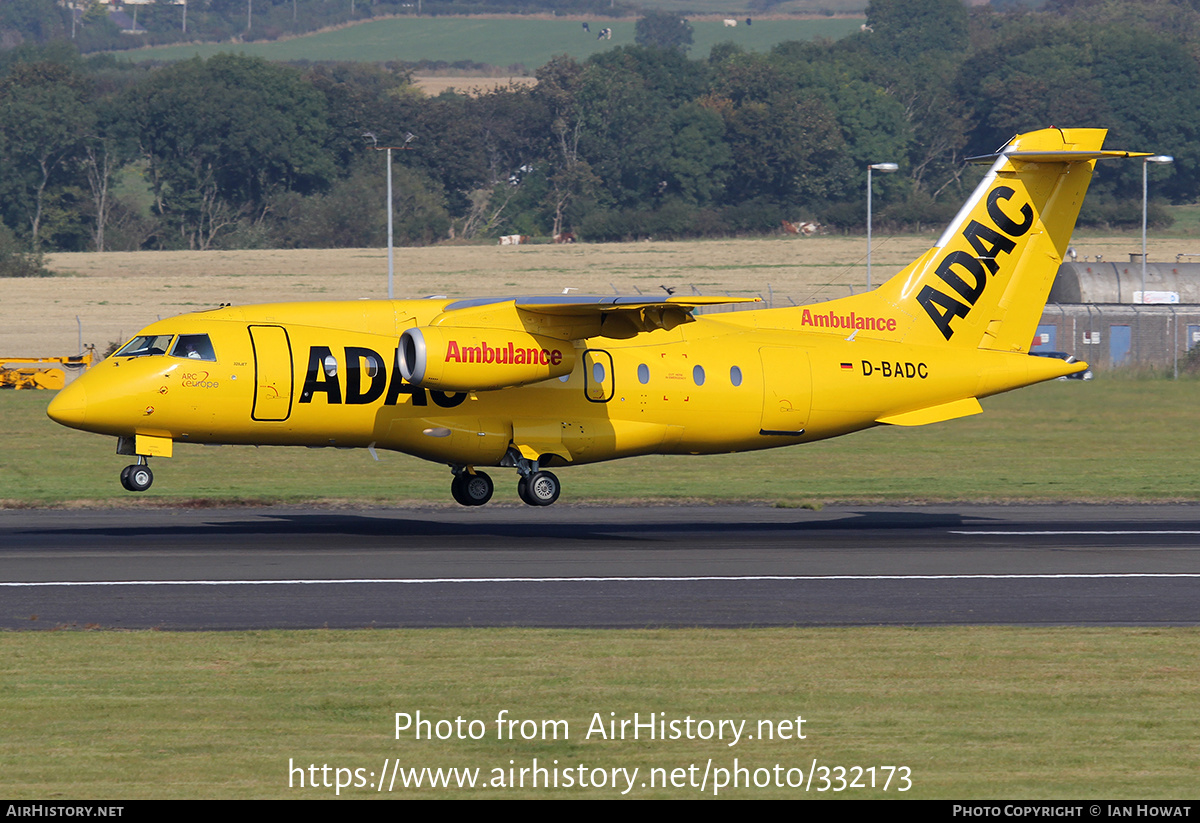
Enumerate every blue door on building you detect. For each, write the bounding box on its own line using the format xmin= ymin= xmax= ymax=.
xmin=1110 ymin=325 xmax=1132 ymax=366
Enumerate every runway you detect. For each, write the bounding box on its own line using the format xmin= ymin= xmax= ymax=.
xmin=3 ymin=504 xmax=1199 ymax=629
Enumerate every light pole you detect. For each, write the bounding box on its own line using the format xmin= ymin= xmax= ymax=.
xmin=867 ymin=162 xmax=898 ymax=290
xmin=1141 ymin=155 xmax=1173 ymax=302
xmin=365 ymin=131 xmax=415 ymax=299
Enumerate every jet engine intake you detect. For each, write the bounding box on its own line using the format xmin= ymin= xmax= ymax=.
xmin=399 ymin=327 xmax=576 ymax=391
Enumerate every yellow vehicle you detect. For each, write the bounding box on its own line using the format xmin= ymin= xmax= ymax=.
xmin=47 ymin=128 xmax=1142 ymax=504
xmin=2 ymin=348 xmax=95 ymax=391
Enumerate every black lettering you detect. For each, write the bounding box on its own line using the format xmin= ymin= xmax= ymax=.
xmin=344 ymin=346 xmax=387 ymax=405
xmin=385 ymin=346 xmax=428 ymax=406
xmin=431 ymin=391 xmax=467 ymax=409
xmin=986 ymin=186 xmax=1033 ymax=237
xmin=882 ymin=361 xmax=892 ymax=377
xmin=904 ymin=362 xmax=916 ymax=378
xmin=961 ymin=220 xmax=1016 ymax=275
xmin=936 ymin=250 xmax=988 ymax=305
xmin=300 ymin=346 xmax=341 ymax=404
xmin=861 ymin=360 xmax=873 ymax=376
xmin=917 ymin=363 xmax=928 ymax=378
xmin=917 ymin=285 xmax=970 ymax=341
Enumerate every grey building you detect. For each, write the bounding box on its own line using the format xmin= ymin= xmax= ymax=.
xmin=1037 ymin=258 xmax=1200 ymax=373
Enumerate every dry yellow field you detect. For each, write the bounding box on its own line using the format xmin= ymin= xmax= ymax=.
xmin=412 ymin=75 xmax=537 ymax=95
xmin=1 ymin=234 xmax=1154 ymax=357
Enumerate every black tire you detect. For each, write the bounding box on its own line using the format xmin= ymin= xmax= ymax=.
xmin=523 ymin=471 xmax=560 ymax=506
xmin=119 ymin=465 xmax=133 ymax=491
xmin=452 ymin=472 xmax=493 ymax=506
xmin=451 ymin=474 xmax=470 ymax=506
xmin=125 ymin=464 xmax=153 ymax=492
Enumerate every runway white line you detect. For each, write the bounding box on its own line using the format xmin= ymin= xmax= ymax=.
xmin=3 ymin=573 xmax=1200 ymax=587
xmin=951 ymin=530 xmax=1200 ymax=535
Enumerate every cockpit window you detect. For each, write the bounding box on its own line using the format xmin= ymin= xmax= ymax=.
xmin=114 ymin=334 xmax=174 ymax=358
xmin=170 ymin=334 xmax=216 ymax=362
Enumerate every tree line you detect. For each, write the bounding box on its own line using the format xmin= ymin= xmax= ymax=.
xmin=1 ymin=0 xmax=1198 ymax=272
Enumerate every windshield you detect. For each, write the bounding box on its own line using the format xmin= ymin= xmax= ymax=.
xmin=114 ymin=334 xmax=174 ymax=358
xmin=170 ymin=334 xmax=216 ymax=362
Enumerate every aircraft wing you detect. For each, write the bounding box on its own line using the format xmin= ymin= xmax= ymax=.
xmin=432 ymin=295 xmax=761 ymax=340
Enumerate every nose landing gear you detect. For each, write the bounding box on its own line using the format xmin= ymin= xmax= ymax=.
xmin=119 ymin=458 xmax=153 ymax=492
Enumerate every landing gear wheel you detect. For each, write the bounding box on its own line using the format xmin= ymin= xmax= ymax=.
xmin=451 ymin=471 xmax=494 ymax=507
xmin=122 ymin=464 xmax=153 ymax=492
xmin=518 ymin=470 xmax=560 ymax=506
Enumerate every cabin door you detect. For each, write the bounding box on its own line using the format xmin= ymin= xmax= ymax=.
xmin=249 ymin=325 xmax=294 ymax=422
xmin=759 ymin=347 xmax=810 ymax=436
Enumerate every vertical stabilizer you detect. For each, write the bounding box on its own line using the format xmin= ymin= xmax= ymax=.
xmin=865 ymin=128 xmax=1145 ymax=351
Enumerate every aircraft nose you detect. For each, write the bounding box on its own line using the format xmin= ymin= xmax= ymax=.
xmin=47 ymin=381 xmax=87 ymax=429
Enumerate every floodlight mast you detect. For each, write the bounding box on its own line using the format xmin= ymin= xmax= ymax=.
xmin=866 ymin=162 xmax=899 ymax=290
xmin=1141 ymin=154 xmax=1173 ymax=303
xmin=365 ymin=132 xmax=416 ymax=299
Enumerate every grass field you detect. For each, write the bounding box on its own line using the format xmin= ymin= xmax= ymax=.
xmin=2 ymin=375 xmax=1198 ymax=506
xmin=644 ymin=0 xmax=868 ymax=13
xmin=2 ymin=628 xmax=1198 ymax=798
xmin=118 ymin=15 xmax=865 ymax=68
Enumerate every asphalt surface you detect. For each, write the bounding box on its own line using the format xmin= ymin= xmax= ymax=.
xmin=2 ymin=504 xmax=1199 ymax=629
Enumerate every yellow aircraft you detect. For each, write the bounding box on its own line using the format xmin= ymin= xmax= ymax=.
xmin=48 ymin=128 xmax=1145 ymax=506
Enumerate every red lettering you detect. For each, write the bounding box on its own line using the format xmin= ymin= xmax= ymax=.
xmin=799 ymin=307 xmax=895 ymax=332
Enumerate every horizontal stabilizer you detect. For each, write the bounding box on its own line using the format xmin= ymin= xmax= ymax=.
xmin=967 ymin=149 xmax=1151 ymax=164
xmin=877 ymin=397 xmax=983 ymax=427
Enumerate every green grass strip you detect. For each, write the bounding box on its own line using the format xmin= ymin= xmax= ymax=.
xmin=4 ymin=377 xmax=1198 ymax=506
xmin=120 ymin=18 xmax=863 ymax=67
xmin=1 ymin=628 xmax=1197 ymax=798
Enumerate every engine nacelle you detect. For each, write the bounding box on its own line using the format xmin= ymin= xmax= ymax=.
xmin=399 ymin=326 xmax=576 ymax=391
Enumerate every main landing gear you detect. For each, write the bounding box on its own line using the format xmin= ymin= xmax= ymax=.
xmin=449 ymin=451 xmax=562 ymax=507
xmin=517 ymin=471 xmax=561 ymax=506
xmin=450 ymin=469 xmax=494 ymax=507
xmin=119 ymin=457 xmax=153 ymax=492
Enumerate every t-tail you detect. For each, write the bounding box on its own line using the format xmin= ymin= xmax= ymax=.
xmin=834 ymin=128 xmax=1148 ymax=352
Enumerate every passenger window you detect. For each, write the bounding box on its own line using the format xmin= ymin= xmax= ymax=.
xmin=637 ymin=364 xmax=650 ymax=384
xmin=115 ymin=334 xmax=174 ymax=358
xmin=693 ymin=365 xmax=705 ymax=386
xmin=730 ymin=366 xmax=743 ymax=387
xmin=171 ymin=334 xmax=217 ymax=362
xmin=362 ymin=353 xmax=380 ymax=379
